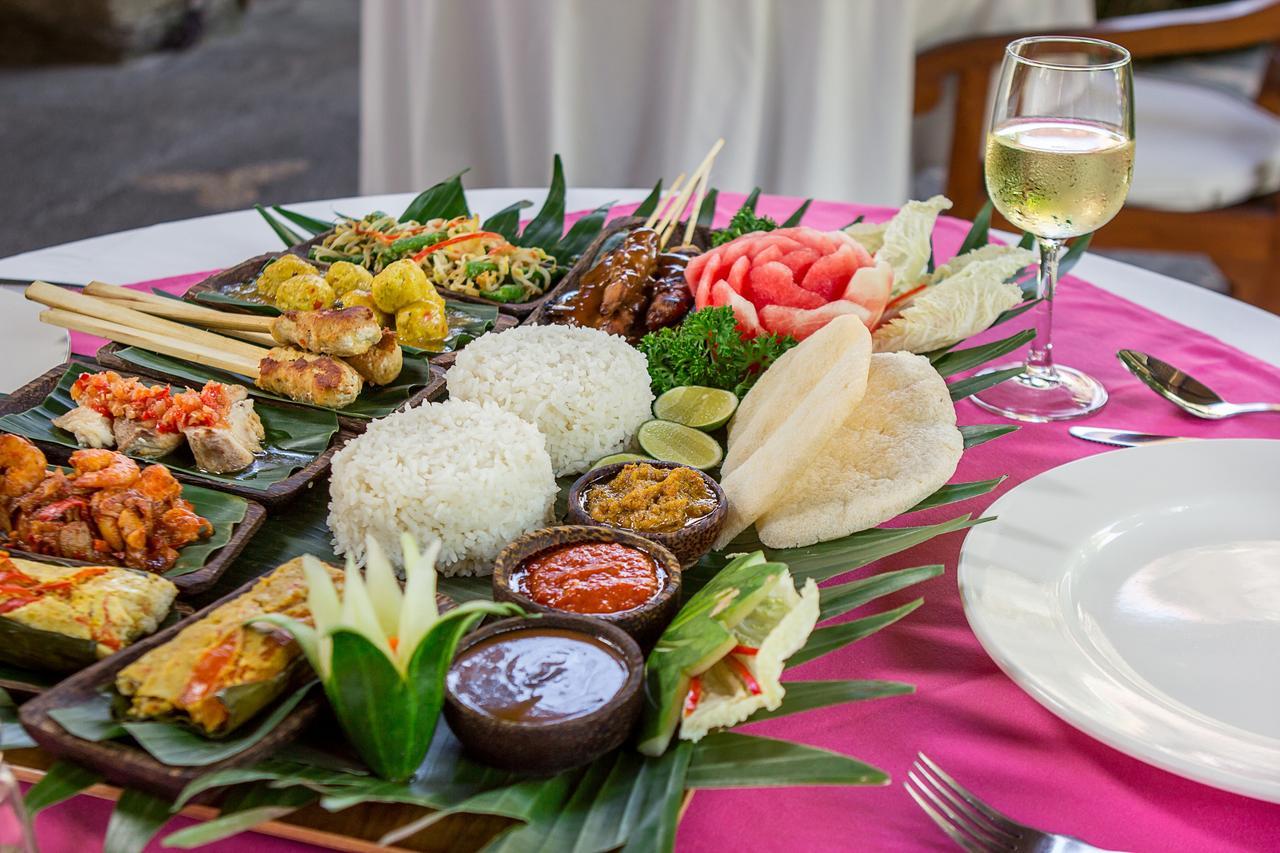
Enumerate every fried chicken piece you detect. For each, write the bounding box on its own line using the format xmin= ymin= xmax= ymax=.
xmin=342 ymin=328 xmax=402 ymax=386
xmin=256 ymin=347 xmax=363 ymax=409
xmin=270 ymin=306 xmax=382 ymax=357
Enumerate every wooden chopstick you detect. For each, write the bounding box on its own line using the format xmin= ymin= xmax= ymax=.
xmin=26 ymin=281 xmax=268 ymax=362
xmin=38 ymin=308 xmax=261 ymax=378
xmin=84 ymin=281 xmax=275 ymax=333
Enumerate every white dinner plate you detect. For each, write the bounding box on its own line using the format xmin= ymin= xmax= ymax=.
xmin=959 ymin=439 xmax=1280 ymax=803
xmin=0 ymin=288 xmax=68 ymax=395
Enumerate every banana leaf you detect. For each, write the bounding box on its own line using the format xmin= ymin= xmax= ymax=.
xmin=0 ymin=687 xmax=35 ymax=749
xmin=961 ymin=423 xmax=1018 ymax=448
xmin=780 ymin=199 xmax=812 ymax=227
xmin=24 ymin=760 xmax=101 ymax=816
xmin=103 ymin=787 xmax=172 ymax=853
xmin=633 ymin=180 xmax=664 ymax=220
xmin=109 ymin=345 xmax=435 ymax=421
xmin=50 ymin=681 xmax=314 ymax=765
xmin=270 ymin=206 xmax=333 ymax=235
xmin=0 ymin=613 xmax=100 ymax=672
xmin=955 ymin=200 xmax=993 ymax=257
xmin=0 ymin=364 xmax=339 ymax=492
xmin=482 ymin=200 xmax=533 ymax=244
xmin=161 ymin=783 xmax=318 ymax=848
xmin=519 ymin=155 xmax=567 ymax=252
xmin=255 ymin=205 xmax=306 ymax=248
xmin=400 ymin=170 xmax=471 ymax=223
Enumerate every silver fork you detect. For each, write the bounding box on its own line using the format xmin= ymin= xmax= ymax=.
xmin=904 ymin=753 xmax=1121 ymax=852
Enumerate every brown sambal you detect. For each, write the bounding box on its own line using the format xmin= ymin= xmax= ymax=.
xmin=512 ymin=542 xmax=662 ymax=614
xmin=584 ymin=463 xmax=717 ymax=534
xmin=447 ymin=627 xmax=628 ymax=723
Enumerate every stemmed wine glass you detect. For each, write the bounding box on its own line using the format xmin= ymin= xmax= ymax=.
xmin=972 ymin=36 xmax=1134 ymax=422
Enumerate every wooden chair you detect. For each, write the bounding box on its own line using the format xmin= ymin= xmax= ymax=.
xmin=915 ymin=0 xmax=1280 ymax=312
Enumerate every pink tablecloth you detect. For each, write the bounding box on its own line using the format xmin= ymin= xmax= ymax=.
xmin=49 ymin=195 xmax=1280 ymax=851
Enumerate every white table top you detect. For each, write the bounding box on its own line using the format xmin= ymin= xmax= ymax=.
xmin=3 ymin=188 xmax=1277 ymax=369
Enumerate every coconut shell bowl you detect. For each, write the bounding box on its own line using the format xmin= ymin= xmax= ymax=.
xmin=442 ymin=613 xmax=644 ymax=775
xmin=491 ymin=525 xmax=682 ymax=650
xmin=565 ymin=460 xmax=727 ymax=567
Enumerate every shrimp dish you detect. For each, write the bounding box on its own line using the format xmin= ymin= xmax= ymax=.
xmin=0 ymin=434 xmax=212 ymax=573
xmin=51 ymin=371 xmax=264 ymax=475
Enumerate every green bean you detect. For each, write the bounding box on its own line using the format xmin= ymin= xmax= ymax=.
xmin=483 ymin=283 xmax=527 ymax=303
xmin=466 ymin=259 xmax=500 ymax=278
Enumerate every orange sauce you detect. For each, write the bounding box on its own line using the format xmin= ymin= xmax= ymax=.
xmin=512 ymin=542 xmax=662 ymax=615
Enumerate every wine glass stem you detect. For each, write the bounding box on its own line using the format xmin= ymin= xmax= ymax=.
xmin=1025 ymin=237 xmax=1063 ymax=381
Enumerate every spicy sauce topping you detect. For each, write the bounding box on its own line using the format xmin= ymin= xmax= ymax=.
xmin=512 ymin=542 xmax=662 ymax=615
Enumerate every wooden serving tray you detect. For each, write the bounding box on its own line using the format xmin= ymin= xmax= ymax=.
xmin=6 ymin=748 xmax=517 ymax=852
xmin=0 ymin=362 xmax=345 ymax=508
xmin=181 ymin=247 xmax=547 ymax=319
xmin=522 ymin=215 xmax=713 ymax=328
xmin=95 ymin=345 xmax=447 ymax=435
xmin=19 ymin=570 xmax=327 ymax=801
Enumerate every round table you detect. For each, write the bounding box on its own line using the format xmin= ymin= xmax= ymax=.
xmin=3 ymin=189 xmax=1280 ymax=853
xmin=3 ymin=188 xmax=1277 ymax=370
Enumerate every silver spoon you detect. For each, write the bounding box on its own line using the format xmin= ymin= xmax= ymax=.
xmin=1117 ymin=349 xmax=1280 ymax=419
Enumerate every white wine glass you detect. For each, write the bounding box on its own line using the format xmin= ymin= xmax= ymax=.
xmin=972 ymin=36 xmax=1134 ymax=422
xmin=0 ymin=760 xmax=35 ymax=853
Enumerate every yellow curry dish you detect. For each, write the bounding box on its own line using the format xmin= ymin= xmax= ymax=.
xmin=0 ymin=551 xmax=177 ymax=672
xmin=114 ymin=556 xmax=343 ymax=737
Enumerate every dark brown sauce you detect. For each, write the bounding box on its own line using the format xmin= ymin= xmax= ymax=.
xmin=447 ymin=628 xmax=628 ymax=723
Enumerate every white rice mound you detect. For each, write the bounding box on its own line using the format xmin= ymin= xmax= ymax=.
xmin=447 ymin=325 xmax=655 ymax=476
xmin=327 ymin=399 xmax=557 ymax=576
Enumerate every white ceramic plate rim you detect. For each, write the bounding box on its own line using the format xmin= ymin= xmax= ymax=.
xmin=959 ymin=439 xmax=1280 ymax=803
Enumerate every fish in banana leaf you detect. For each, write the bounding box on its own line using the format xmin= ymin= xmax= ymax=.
xmin=638 ymin=551 xmax=818 ymax=756
xmin=0 ymin=551 xmax=177 ymax=672
xmin=114 ymin=557 xmax=342 ymax=737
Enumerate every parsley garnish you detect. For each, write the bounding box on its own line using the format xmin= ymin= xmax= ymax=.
xmin=710 ymin=207 xmax=779 ymax=247
xmin=639 ymin=307 xmax=797 ymax=398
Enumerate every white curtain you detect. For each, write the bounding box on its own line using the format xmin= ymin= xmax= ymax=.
xmin=360 ymin=0 xmax=1093 ymax=205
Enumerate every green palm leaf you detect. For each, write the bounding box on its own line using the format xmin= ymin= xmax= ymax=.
xmin=23 ymin=760 xmax=101 ymax=816
xmin=818 ymin=565 xmax=943 ymax=621
xmin=961 ymin=423 xmax=1018 ymax=448
xmin=270 ymin=206 xmax=334 ymax=235
xmin=482 ymin=200 xmax=534 ymax=243
xmin=739 ymin=679 xmax=914 ymax=725
xmin=686 ymin=732 xmax=887 ymax=788
xmin=949 ymin=366 xmax=1023 ymax=401
xmin=103 ymin=787 xmax=171 ymax=853
xmin=162 ymin=783 xmax=317 ymax=848
xmin=790 ymin=599 xmax=923 ymax=667
xmin=400 ymin=170 xmax=470 ymax=222
xmin=255 ymin=205 xmax=305 ymax=248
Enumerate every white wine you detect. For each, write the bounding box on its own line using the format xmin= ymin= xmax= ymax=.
xmin=985 ymin=119 xmax=1134 ymax=240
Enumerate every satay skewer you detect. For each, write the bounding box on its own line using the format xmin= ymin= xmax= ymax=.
xmin=38 ymin=307 xmax=364 ymax=409
xmin=657 ymin=138 xmax=724 ymax=248
xmin=681 ymin=171 xmax=710 ymax=248
xmin=643 ymin=173 xmax=687 ymax=230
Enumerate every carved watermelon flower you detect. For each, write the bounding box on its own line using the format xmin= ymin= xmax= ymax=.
xmin=687 ymin=226 xmax=893 ymax=340
xmin=257 ymin=534 xmax=521 ymax=782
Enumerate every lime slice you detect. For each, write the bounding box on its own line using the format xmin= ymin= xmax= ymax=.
xmin=591 ymin=452 xmax=652 ymax=470
xmin=653 ymin=386 xmax=739 ymax=432
xmin=637 ymin=420 xmax=724 ymax=470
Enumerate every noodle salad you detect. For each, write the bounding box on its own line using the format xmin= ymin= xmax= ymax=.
xmin=312 ymin=213 xmax=557 ymax=302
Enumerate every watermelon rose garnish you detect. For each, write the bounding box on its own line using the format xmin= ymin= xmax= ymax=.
xmin=685 ymin=226 xmax=892 ymax=341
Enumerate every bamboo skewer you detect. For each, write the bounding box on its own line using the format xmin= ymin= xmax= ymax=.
xmin=644 ymin=173 xmax=686 ymax=230
xmin=682 ymin=171 xmax=710 ymax=248
xmin=25 ymin=281 xmax=268 ymax=363
xmin=83 ymin=281 xmax=275 ymax=333
xmin=657 ymin=138 xmax=724 ymax=248
xmin=38 ymin=309 xmax=261 ymax=378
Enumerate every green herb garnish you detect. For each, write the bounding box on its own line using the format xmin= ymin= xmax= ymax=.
xmin=710 ymin=206 xmax=779 ymax=247
xmin=639 ymin=306 xmax=796 ymax=398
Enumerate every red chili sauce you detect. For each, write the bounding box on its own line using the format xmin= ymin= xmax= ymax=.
xmin=511 ymin=542 xmax=663 ymax=614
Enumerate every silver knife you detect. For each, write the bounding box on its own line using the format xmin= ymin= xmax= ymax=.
xmin=1068 ymin=426 xmax=1194 ymax=447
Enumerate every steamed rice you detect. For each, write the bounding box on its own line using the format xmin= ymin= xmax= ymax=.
xmin=447 ymin=325 xmax=654 ymax=476
xmin=327 ymin=399 xmax=556 ymax=576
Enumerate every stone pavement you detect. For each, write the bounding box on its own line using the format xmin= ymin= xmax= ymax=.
xmin=0 ymin=0 xmax=358 ymax=259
